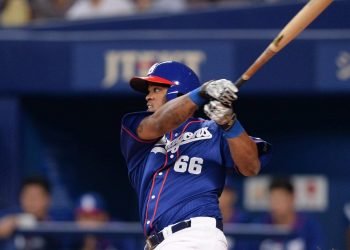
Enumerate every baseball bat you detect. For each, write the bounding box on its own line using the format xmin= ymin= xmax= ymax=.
xmin=234 ymin=0 xmax=333 ymax=88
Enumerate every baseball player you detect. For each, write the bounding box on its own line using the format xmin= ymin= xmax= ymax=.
xmin=120 ymin=61 xmax=271 ymax=250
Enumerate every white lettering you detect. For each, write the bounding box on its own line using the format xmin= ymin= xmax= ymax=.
xmin=150 ymin=147 xmax=166 ymax=155
xmin=336 ymin=51 xmax=350 ymax=81
xmin=166 ymin=127 xmax=212 ymax=154
xmin=174 ymin=155 xmax=203 ymax=175
xmin=102 ymin=50 xmax=207 ymax=88
xmin=102 ymin=52 xmax=120 ymax=88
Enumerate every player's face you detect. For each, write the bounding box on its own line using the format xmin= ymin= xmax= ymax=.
xmin=145 ymin=84 xmax=168 ymax=112
xmin=269 ymin=189 xmax=295 ymax=222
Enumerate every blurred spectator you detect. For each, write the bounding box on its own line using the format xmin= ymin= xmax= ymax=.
xmin=0 ymin=0 xmax=6 ymax=11
xmin=219 ymin=177 xmax=250 ymax=250
xmin=257 ymin=177 xmax=325 ymax=250
xmin=344 ymin=202 xmax=350 ymax=250
xmin=75 ymin=192 xmax=109 ymax=228
xmin=66 ymin=0 xmax=136 ymax=20
xmin=0 ymin=176 xmax=60 ymax=250
xmin=29 ymin=0 xmax=74 ymax=21
xmin=72 ymin=192 xmax=136 ymax=250
xmin=135 ymin=0 xmax=187 ymax=14
xmin=0 ymin=0 xmax=31 ymax=27
xmin=188 ymin=0 xmax=257 ymax=9
xmin=220 ymin=178 xmax=249 ymax=224
xmin=187 ymin=0 xmax=222 ymax=9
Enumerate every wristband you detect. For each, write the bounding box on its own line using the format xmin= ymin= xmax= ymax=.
xmin=223 ymin=120 xmax=244 ymax=139
xmin=188 ymin=87 xmax=207 ymax=106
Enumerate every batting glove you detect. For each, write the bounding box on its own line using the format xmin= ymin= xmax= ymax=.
xmin=204 ymin=100 xmax=236 ymax=131
xmin=200 ymin=79 xmax=238 ymax=106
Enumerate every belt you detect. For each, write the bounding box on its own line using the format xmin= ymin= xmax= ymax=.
xmin=145 ymin=217 xmax=223 ymax=250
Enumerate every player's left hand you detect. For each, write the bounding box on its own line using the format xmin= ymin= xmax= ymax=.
xmin=204 ymin=100 xmax=236 ymax=131
xmin=200 ymin=79 xmax=238 ymax=106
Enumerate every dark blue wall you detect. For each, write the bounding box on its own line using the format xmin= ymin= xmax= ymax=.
xmin=0 ymin=98 xmax=20 ymax=208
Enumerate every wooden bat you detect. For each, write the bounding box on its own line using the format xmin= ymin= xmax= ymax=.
xmin=234 ymin=0 xmax=333 ymax=88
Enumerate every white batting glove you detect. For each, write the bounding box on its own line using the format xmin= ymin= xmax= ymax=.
xmin=200 ymin=79 xmax=238 ymax=106
xmin=204 ymin=100 xmax=236 ymax=130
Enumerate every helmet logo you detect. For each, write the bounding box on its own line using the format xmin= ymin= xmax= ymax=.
xmin=147 ymin=63 xmax=158 ymax=75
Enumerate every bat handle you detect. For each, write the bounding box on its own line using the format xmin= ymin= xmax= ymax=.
xmin=234 ymin=77 xmax=248 ymax=89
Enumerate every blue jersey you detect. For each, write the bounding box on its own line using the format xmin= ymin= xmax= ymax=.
xmin=121 ymin=111 xmax=271 ymax=236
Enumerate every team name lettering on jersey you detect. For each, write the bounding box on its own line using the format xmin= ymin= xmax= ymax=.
xmin=166 ymin=127 xmax=212 ymax=153
xmin=150 ymin=127 xmax=212 ymax=155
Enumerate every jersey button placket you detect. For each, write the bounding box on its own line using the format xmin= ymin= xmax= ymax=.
xmin=146 ymin=173 xmax=162 ymax=230
xmin=146 ymin=132 xmax=172 ymax=231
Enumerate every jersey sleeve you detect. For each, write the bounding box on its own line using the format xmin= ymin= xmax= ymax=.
xmin=120 ymin=111 xmax=159 ymax=173
xmin=220 ymin=123 xmax=272 ymax=172
xmin=251 ymin=136 xmax=272 ymax=168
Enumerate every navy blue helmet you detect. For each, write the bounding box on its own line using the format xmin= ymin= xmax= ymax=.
xmin=130 ymin=61 xmax=201 ymax=101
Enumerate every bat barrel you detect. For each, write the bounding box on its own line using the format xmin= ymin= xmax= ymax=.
xmin=233 ymin=0 xmax=333 ymax=89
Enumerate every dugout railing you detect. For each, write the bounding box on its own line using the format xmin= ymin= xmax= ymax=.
xmin=13 ymin=221 xmax=293 ymax=249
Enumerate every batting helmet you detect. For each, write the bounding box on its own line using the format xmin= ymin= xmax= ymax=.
xmin=75 ymin=192 xmax=106 ymax=215
xmin=130 ymin=61 xmax=201 ymax=101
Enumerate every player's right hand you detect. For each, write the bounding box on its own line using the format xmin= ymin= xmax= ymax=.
xmin=200 ymin=79 xmax=238 ymax=106
xmin=204 ymin=100 xmax=236 ymax=131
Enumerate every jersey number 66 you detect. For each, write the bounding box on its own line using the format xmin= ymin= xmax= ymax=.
xmin=173 ymin=155 xmax=203 ymax=175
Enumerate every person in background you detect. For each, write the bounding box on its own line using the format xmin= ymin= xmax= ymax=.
xmin=66 ymin=0 xmax=136 ymax=20
xmin=134 ymin=0 xmax=187 ymax=14
xmin=29 ymin=0 xmax=74 ymax=21
xmin=343 ymin=202 xmax=350 ymax=250
xmin=187 ymin=0 xmax=222 ymax=9
xmin=0 ymin=0 xmax=6 ymax=11
xmin=220 ymin=176 xmax=248 ymax=225
xmin=0 ymin=0 xmax=31 ymax=27
xmin=219 ymin=175 xmax=250 ymax=250
xmin=0 ymin=176 xmax=59 ymax=250
xmin=188 ymin=0 xmax=256 ymax=9
xmin=258 ymin=177 xmax=325 ymax=250
xmin=73 ymin=192 xmax=137 ymax=250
